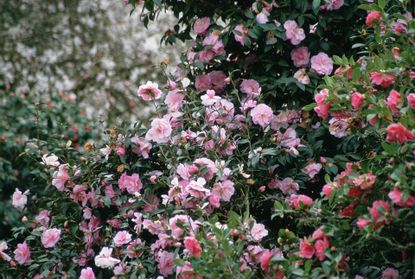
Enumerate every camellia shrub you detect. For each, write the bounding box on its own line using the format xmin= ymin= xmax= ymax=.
xmin=1 ymin=0 xmax=414 ymax=278
xmin=0 ymin=82 xmax=98 ymax=239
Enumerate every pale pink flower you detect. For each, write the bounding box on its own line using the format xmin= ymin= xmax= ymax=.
xmin=52 ymin=164 xmax=70 ymax=191
xmin=329 ymin=117 xmax=350 ymax=138
xmin=41 ymin=154 xmax=60 ymax=167
xmin=201 ymin=89 xmax=221 ymax=106
xmin=321 ymin=0 xmax=344 ymax=10
xmin=277 ymin=178 xmax=299 ymax=195
xmin=79 ymin=267 xmax=95 ymax=279
xmin=381 ymin=268 xmax=400 ymax=279
xmin=118 ymin=172 xmax=143 ymax=194
xmin=256 ymin=12 xmax=269 ymax=24
xmin=14 ymin=242 xmax=31 ymax=265
xmin=314 ymin=88 xmax=331 ymax=119
xmin=137 ymin=81 xmax=162 ymax=101
xmin=12 ymin=188 xmax=28 ymax=209
xmin=251 ymin=104 xmax=274 ymax=128
xmin=169 ymin=215 xmax=198 ymax=239
xmin=113 ymin=231 xmax=132 ymax=247
xmin=165 ymin=90 xmax=184 ymax=111
xmin=311 ymin=52 xmax=333 ymax=75
xmin=209 ymin=192 xmax=221 ymax=208
xmin=212 ymin=180 xmax=235 ymax=202
xmin=234 ymin=24 xmax=248 ymax=45
xmin=284 ymin=20 xmax=305 ymax=45
xmin=156 ymin=250 xmax=174 ymax=276
xmin=94 ymin=247 xmax=120 ymax=269
xmin=193 ymin=17 xmax=211 ymax=35
xmin=41 ymin=228 xmax=61 ymax=248
xmin=193 ymin=157 xmax=218 ymax=180
xmin=276 ymin=128 xmax=300 ymax=148
xmin=0 ymin=241 xmax=11 ymax=262
xmin=131 ymin=136 xmax=152 ymax=159
xmin=302 ymin=162 xmax=322 ymax=178
xmin=293 ymin=68 xmax=310 ymax=84
xmin=184 ymin=236 xmax=202 ymax=257
xmin=145 ymin=118 xmax=172 ymax=143
xmin=187 ymin=178 xmax=210 ymax=198
xmin=250 ymin=223 xmax=268 ymax=242
xmin=35 ymin=209 xmax=50 ymax=227
xmin=291 ymin=47 xmax=310 ymax=67
xmin=240 ymin=79 xmax=261 ymax=97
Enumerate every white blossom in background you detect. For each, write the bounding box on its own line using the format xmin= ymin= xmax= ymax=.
xmin=0 ymin=0 xmax=183 ymax=124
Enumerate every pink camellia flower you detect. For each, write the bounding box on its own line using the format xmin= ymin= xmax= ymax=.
xmin=234 ymin=24 xmax=249 ymax=46
xmin=314 ymin=88 xmax=331 ymax=119
xmin=284 ymin=20 xmax=305 ymax=45
xmin=386 ymin=123 xmax=415 ymax=144
xmin=315 ymin=237 xmax=330 ymax=261
xmin=369 ymin=200 xmax=390 ymax=222
xmin=145 ymin=118 xmax=172 ymax=143
xmin=321 ymin=0 xmax=344 ymax=10
xmin=169 ymin=215 xmax=199 ymax=239
xmin=256 ymin=12 xmax=269 ymax=24
xmin=370 ymin=72 xmax=396 ymax=88
xmin=381 ymin=268 xmax=400 ymax=279
xmin=165 ymin=90 xmax=184 ymax=112
xmin=131 ymin=136 xmax=152 ymax=159
xmin=357 ymin=217 xmax=370 ymax=229
xmin=116 ymin=146 xmax=125 ymax=157
xmin=291 ymin=47 xmax=310 ymax=67
xmin=12 ymin=188 xmax=28 ymax=209
xmin=212 ymin=180 xmax=235 ymax=202
xmin=209 ymin=192 xmax=221 ymax=208
xmin=118 ymin=172 xmax=142 ymax=194
xmin=14 ymin=242 xmax=31 ymax=265
xmin=209 ymin=71 xmax=227 ymax=93
xmin=352 ymin=173 xmax=376 ymax=190
xmin=250 ymin=223 xmax=269 ymax=242
xmin=366 ymin=11 xmax=382 ymax=26
xmin=193 ymin=157 xmax=217 ymax=180
xmin=177 ymin=261 xmax=199 ymax=279
xmin=41 ymin=228 xmax=61 ymax=248
xmin=195 ymin=74 xmax=211 ymax=92
xmin=289 ymin=194 xmax=313 ymax=209
xmin=259 ymin=249 xmax=283 ymax=271
xmin=388 ymin=187 xmax=415 ymax=207
xmin=240 ymin=79 xmax=261 ymax=97
xmin=137 ymin=81 xmax=162 ymax=101
xmin=94 ymin=247 xmax=120 ymax=269
xmin=113 ymin=231 xmax=132 ymax=247
xmin=294 ymin=68 xmax=310 ymax=85
xmin=276 ymin=128 xmax=300 ymax=149
xmin=277 ymin=177 xmax=299 ymax=195
xmin=184 ymin=236 xmax=202 ymax=257
xmin=302 ymin=162 xmax=322 ymax=179
xmin=52 ymin=164 xmax=70 ymax=191
xmin=311 ymin=52 xmax=333 ymax=75
xmin=187 ymin=177 xmax=210 ymax=198
xmin=298 ymin=238 xmax=315 ymax=259
xmin=193 ymin=17 xmax=210 ymax=35
xmin=156 ymin=250 xmax=175 ymax=276
xmin=201 ymin=89 xmax=221 ymax=106
xmin=41 ymin=154 xmax=60 ymax=167
xmin=251 ymin=104 xmax=274 ymax=128
xmin=351 ymin=92 xmax=364 ymax=109
xmin=35 ymin=209 xmax=51 ymax=227
xmin=79 ymin=267 xmax=95 ymax=279
xmin=407 ymin=93 xmax=415 ymax=110
xmin=329 ymin=117 xmax=350 ymax=138
xmin=322 ymin=183 xmax=336 ymax=198
xmin=387 ymin=89 xmax=401 ymax=113
xmin=0 ymin=241 xmax=11 ymax=262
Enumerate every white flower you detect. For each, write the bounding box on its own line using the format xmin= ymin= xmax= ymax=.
xmin=0 ymin=241 xmax=11 ymax=262
xmin=94 ymin=247 xmax=120 ymax=269
xmin=41 ymin=154 xmax=60 ymax=167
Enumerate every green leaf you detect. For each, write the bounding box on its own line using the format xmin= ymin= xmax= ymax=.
xmin=312 ymin=0 xmax=321 ymax=14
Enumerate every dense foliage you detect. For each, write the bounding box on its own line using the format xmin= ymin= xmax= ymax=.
xmin=1 ymin=1 xmax=414 ymax=278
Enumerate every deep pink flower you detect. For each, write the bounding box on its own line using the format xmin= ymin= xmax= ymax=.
xmin=14 ymin=242 xmax=31 ymax=265
xmin=289 ymin=194 xmax=313 ymax=209
xmin=41 ymin=228 xmax=61 ymax=248
xmin=370 ymin=72 xmax=396 ymax=88
xmin=184 ymin=236 xmax=202 ymax=257
xmin=351 ymin=92 xmax=364 ymax=109
xmin=315 ymin=238 xmax=330 ymax=261
xmin=291 ymin=47 xmax=310 ymax=67
xmin=366 ymin=11 xmax=382 ymax=26
xmin=357 ymin=217 xmax=370 ymax=229
xmin=387 ymin=89 xmax=401 ymax=112
xmin=369 ymin=200 xmax=390 ymax=222
xmin=311 ymin=52 xmax=333 ymax=75
xmin=251 ymin=104 xmax=273 ymax=128
xmin=195 ymin=74 xmax=211 ymax=91
xmin=388 ymin=187 xmax=415 ymax=207
xmin=298 ymin=238 xmax=315 ymax=259
xmin=118 ymin=172 xmax=143 ymax=194
xmin=407 ymin=93 xmax=415 ymax=110
xmin=386 ymin=123 xmax=415 ymax=144
xmin=137 ymin=81 xmax=162 ymax=101
xmin=193 ymin=17 xmax=210 ymax=35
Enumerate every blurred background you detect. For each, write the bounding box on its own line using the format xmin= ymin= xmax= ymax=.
xmin=0 ymin=0 xmax=182 ymax=237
